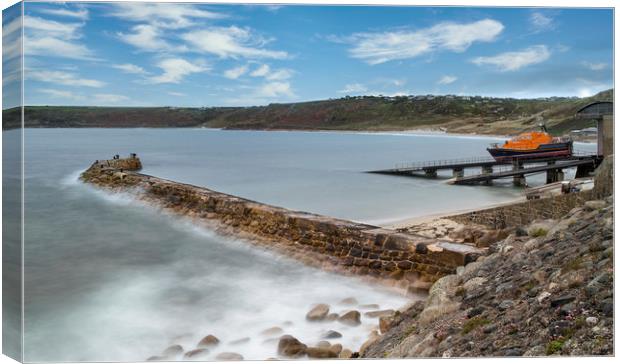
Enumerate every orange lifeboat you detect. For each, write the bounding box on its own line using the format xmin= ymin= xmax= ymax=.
xmin=487 ymin=125 xmax=573 ymax=161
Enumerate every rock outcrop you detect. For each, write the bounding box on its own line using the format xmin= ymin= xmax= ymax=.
xmin=362 ymin=196 xmax=614 ymax=357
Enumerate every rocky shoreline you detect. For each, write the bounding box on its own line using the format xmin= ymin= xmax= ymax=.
xmin=361 ymin=196 xmax=614 ymax=357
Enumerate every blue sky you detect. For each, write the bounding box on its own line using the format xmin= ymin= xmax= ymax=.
xmin=3 ymin=2 xmax=614 ymax=107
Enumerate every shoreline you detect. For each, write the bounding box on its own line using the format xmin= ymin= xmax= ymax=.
xmin=14 ymin=126 xmax=598 ymax=144
xmin=378 ymin=195 xmax=528 ymax=230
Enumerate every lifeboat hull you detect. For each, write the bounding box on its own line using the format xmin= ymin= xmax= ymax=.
xmin=487 ymin=141 xmax=573 ymax=162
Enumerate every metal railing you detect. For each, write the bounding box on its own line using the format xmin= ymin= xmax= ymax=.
xmin=393 ymin=156 xmax=496 ymax=170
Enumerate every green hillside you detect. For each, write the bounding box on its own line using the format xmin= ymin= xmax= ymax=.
xmin=3 ymin=89 xmax=612 ymax=136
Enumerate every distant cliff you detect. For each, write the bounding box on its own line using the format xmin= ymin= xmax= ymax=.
xmin=3 ymin=89 xmax=612 ymax=135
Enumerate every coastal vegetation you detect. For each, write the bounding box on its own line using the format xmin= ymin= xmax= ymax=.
xmin=4 ymin=89 xmax=612 ymax=136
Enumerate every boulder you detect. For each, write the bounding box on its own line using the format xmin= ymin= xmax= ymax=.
xmin=326 ymin=313 xmax=339 ymax=321
xmin=359 ymin=304 xmax=380 ymax=310
xmin=330 ymin=344 xmax=343 ymax=355
xmin=162 ymin=345 xmax=183 ymax=358
xmin=306 ymin=304 xmax=330 ymax=321
xmin=229 ymin=337 xmax=251 ymax=345
xmin=183 ymin=349 xmax=209 ymax=360
xmin=364 ymin=309 xmax=395 ymax=318
xmin=306 ymin=346 xmax=338 ymax=359
xmin=197 ymin=334 xmax=220 ymax=348
xmin=215 ymin=352 xmax=244 ymax=361
xmin=338 ymin=310 xmax=361 ymax=326
xmin=316 ymin=341 xmax=331 ymax=349
xmin=339 ymin=349 xmax=353 ymax=359
xmin=277 ymin=335 xmax=307 ymax=358
xmin=339 ymin=297 xmax=358 ymax=305
xmin=322 ymin=330 xmax=342 ymax=339
xmin=261 ymin=326 xmax=284 ymax=336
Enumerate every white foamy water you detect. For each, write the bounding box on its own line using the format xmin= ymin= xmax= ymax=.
xmin=17 ymin=128 xmax=595 ymax=361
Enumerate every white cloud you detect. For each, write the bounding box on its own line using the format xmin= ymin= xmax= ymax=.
xmin=40 ymin=89 xmax=81 ymax=100
xmin=339 ymin=83 xmax=368 ymax=94
xmin=108 ymin=3 xmax=226 ymax=29
xmin=147 ymin=58 xmax=209 ymax=84
xmin=530 ymin=12 xmax=555 ymax=32
xmin=472 ymin=45 xmax=551 ymax=71
xmin=181 ymin=26 xmax=288 ymax=59
xmin=118 ymin=24 xmax=181 ymax=52
xmin=28 ymin=70 xmax=106 ymax=87
xmin=26 ymin=36 xmax=95 ymax=60
xmin=266 ymin=68 xmax=293 ymax=81
xmin=340 ymin=19 xmax=504 ymax=65
xmin=256 ymin=81 xmax=294 ymax=98
xmin=113 ymin=63 xmax=148 ymax=74
xmin=25 ymin=16 xmax=83 ymax=39
xmin=38 ymin=7 xmax=89 ymax=20
xmin=250 ymin=64 xmax=271 ymax=77
xmin=582 ymin=62 xmax=608 ymax=71
xmin=248 ymin=64 xmax=293 ymax=81
xmin=24 ymin=15 xmax=96 ymax=60
xmin=168 ymin=91 xmax=186 ymax=97
xmin=224 ymin=64 xmax=249 ymax=79
xmin=39 ymin=88 xmax=129 ymax=104
xmin=438 ymin=75 xmax=457 ymax=85
xmin=3 ymin=16 xmax=22 ymax=62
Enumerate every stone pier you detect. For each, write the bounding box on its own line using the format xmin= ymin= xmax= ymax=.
xmin=80 ymin=155 xmax=484 ymax=291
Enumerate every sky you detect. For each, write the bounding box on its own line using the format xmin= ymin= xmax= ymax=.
xmin=2 ymin=2 xmax=614 ymax=108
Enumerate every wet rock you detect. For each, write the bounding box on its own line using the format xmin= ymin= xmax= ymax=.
xmin=162 ymin=345 xmax=183 ymax=358
xmin=183 ymin=349 xmax=209 ymax=360
xmin=215 ymin=352 xmax=244 ymax=361
xmin=316 ymin=341 xmax=331 ymax=349
xmin=229 ymin=337 xmax=251 ymax=345
xmin=146 ymin=356 xmax=166 ymax=361
xmin=338 ymin=310 xmax=362 ymax=326
xmin=306 ymin=304 xmax=330 ymax=321
xmin=326 ymin=313 xmax=339 ymax=321
xmin=322 ymin=330 xmax=342 ymax=339
xmin=359 ymin=304 xmax=380 ymax=310
xmin=339 ymin=297 xmax=358 ymax=305
xmin=329 ymin=343 xmax=343 ymax=355
xmin=379 ymin=316 xmax=393 ymax=334
xmin=261 ymin=326 xmax=284 ymax=336
xmin=364 ymin=309 xmax=395 ymax=318
xmin=277 ymin=335 xmax=307 ymax=358
xmin=306 ymin=347 xmax=338 ymax=359
xmin=339 ymin=349 xmax=353 ymax=359
xmin=198 ymin=334 xmax=220 ymax=348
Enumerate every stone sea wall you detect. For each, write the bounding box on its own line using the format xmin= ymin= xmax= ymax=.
xmin=80 ymin=155 xmax=483 ymax=291
xmin=448 ymin=155 xmax=614 ymax=229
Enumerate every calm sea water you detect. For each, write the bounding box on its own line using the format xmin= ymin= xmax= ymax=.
xmin=15 ymin=128 xmax=594 ymax=361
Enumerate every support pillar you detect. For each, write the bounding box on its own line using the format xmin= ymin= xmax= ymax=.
xmin=546 ymin=161 xmax=557 ymax=184
xmin=481 ymin=165 xmax=493 ymax=185
xmin=424 ymin=169 xmax=437 ymax=178
xmin=513 ymin=175 xmax=526 ymax=187
xmin=452 ymin=168 xmax=464 ymax=179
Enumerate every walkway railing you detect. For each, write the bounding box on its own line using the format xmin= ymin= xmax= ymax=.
xmin=393 ymin=156 xmax=496 ymax=170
